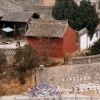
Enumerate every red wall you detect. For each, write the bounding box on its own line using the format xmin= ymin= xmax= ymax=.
xmin=26 ymin=26 xmax=78 ymax=58
xmin=63 ymin=26 xmax=78 ymax=56
xmin=27 ymin=37 xmax=63 ymax=58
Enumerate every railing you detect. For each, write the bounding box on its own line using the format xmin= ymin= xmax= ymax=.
xmin=68 ymin=54 xmax=100 ymax=65
xmin=13 ymin=96 xmax=100 ymax=100
xmin=1 ymin=48 xmax=100 ymax=66
xmin=1 ymin=48 xmax=16 ymax=56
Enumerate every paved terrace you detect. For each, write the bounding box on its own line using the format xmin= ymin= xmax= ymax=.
xmin=0 ymin=39 xmax=27 ymax=49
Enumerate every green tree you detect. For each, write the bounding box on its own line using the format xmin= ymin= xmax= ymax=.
xmin=89 ymin=39 xmax=100 ymax=55
xmin=14 ymin=44 xmax=40 ymax=84
xmin=68 ymin=6 xmax=84 ymax=30
xmin=69 ymin=0 xmax=99 ymax=35
xmin=14 ymin=44 xmax=40 ymax=69
xmin=52 ymin=0 xmax=66 ymax=20
xmin=77 ymin=39 xmax=100 ymax=56
xmin=52 ymin=0 xmax=78 ymax=20
xmin=80 ymin=0 xmax=99 ymax=36
xmin=52 ymin=0 xmax=99 ymax=37
xmin=0 ymin=49 xmax=7 ymax=67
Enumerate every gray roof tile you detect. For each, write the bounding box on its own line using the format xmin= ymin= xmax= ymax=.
xmin=26 ymin=20 xmax=68 ymax=38
xmin=1 ymin=11 xmax=33 ymax=22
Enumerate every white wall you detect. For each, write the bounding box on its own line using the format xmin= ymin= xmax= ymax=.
xmin=80 ymin=31 xmax=100 ymax=51
xmin=88 ymin=31 xmax=100 ymax=48
xmin=80 ymin=33 xmax=88 ymax=51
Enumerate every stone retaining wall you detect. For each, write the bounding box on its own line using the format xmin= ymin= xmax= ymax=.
xmin=36 ymin=64 xmax=100 ymax=89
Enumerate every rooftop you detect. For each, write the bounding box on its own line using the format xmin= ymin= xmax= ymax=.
xmin=1 ymin=11 xmax=33 ymax=22
xmin=25 ymin=20 xmax=68 ymax=38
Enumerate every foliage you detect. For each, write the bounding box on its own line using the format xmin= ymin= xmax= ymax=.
xmin=80 ymin=0 xmax=99 ymax=36
xmin=64 ymin=53 xmax=71 ymax=64
xmin=0 ymin=49 xmax=7 ymax=67
xmin=76 ymin=39 xmax=100 ymax=57
xmin=89 ymin=39 xmax=100 ymax=55
xmin=52 ymin=0 xmax=78 ymax=20
xmin=52 ymin=0 xmax=99 ymax=37
xmin=14 ymin=44 xmax=40 ymax=84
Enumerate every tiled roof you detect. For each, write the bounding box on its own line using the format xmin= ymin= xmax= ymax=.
xmin=0 ymin=0 xmax=23 ymax=11
xmin=78 ymin=28 xmax=88 ymax=36
xmin=0 ymin=0 xmax=41 ymax=11
xmin=0 ymin=0 xmax=53 ymax=22
xmin=78 ymin=24 xmax=100 ymax=36
xmin=95 ymin=24 xmax=100 ymax=31
xmin=32 ymin=6 xmax=52 ymax=15
xmin=17 ymin=0 xmax=40 ymax=11
xmin=0 ymin=0 xmax=44 ymax=12
xmin=1 ymin=11 xmax=33 ymax=22
xmin=0 ymin=10 xmax=4 ymax=17
xmin=25 ymin=20 xmax=68 ymax=38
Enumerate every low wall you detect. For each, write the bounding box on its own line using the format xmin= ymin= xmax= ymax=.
xmin=68 ymin=54 xmax=100 ymax=65
xmin=36 ymin=64 xmax=100 ymax=89
xmin=1 ymin=48 xmax=16 ymax=65
xmin=15 ymin=96 xmax=99 ymax=100
xmin=1 ymin=48 xmax=16 ymax=56
xmin=2 ymin=48 xmax=100 ymax=66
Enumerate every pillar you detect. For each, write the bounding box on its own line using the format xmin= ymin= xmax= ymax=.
xmin=14 ymin=24 xmax=16 ymax=36
xmin=25 ymin=24 xmax=28 ymax=33
xmin=3 ymin=23 xmax=6 ymax=35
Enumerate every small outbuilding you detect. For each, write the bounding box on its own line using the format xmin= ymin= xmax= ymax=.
xmin=78 ymin=24 xmax=100 ymax=51
xmin=0 ymin=11 xmax=34 ymax=38
xmin=25 ymin=20 xmax=78 ymax=58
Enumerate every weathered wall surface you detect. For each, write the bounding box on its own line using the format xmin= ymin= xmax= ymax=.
xmin=27 ymin=37 xmax=63 ymax=58
xmin=63 ymin=26 xmax=78 ymax=55
xmin=36 ymin=64 xmax=100 ymax=89
xmin=39 ymin=0 xmax=55 ymax=6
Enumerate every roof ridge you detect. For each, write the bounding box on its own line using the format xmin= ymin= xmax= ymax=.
xmin=31 ymin=19 xmax=68 ymax=24
xmin=11 ymin=0 xmax=19 ymax=5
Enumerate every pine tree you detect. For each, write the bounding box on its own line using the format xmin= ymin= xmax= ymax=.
xmin=89 ymin=39 xmax=100 ymax=55
xmin=0 ymin=49 xmax=7 ymax=67
xmin=79 ymin=0 xmax=99 ymax=36
xmin=52 ymin=0 xmax=78 ymax=20
xmin=52 ymin=0 xmax=99 ymax=37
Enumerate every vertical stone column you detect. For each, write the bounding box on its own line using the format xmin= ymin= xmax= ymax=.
xmin=3 ymin=23 xmax=6 ymax=35
xmin=88 ymin=57 xmax=92 ymax=64
xmin=25 ymin=23 xmax=28 ymax=33
xmin=2 ymin=23 xmax=6 ymax=42
xmin=14 ymin=24 xmax=16 ymax=37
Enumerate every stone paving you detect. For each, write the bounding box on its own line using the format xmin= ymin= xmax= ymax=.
xmin=0 ymin=40 xmax=27 ymax=49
